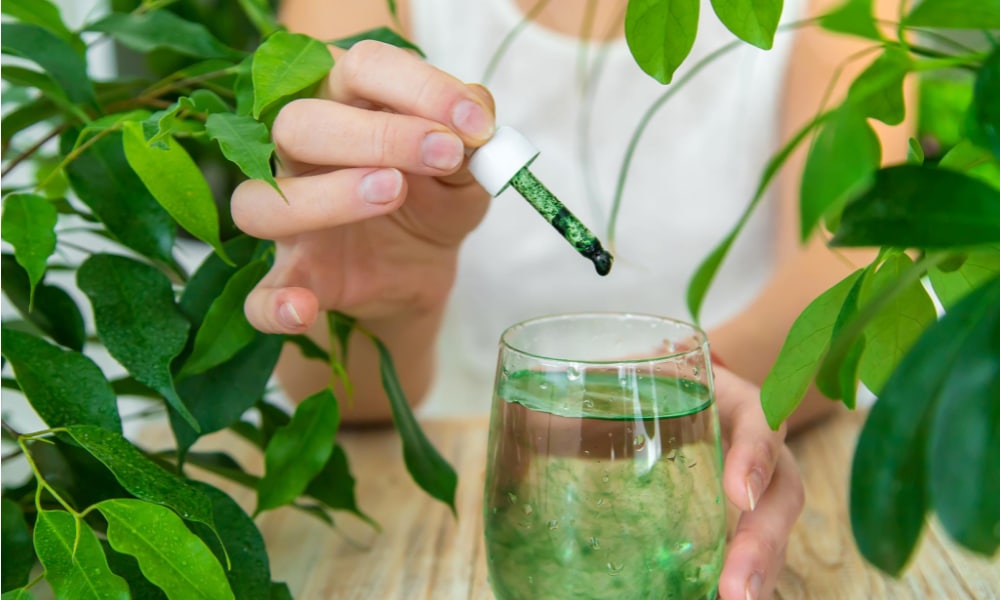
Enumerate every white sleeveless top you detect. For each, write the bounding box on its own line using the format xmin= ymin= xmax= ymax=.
xmin=413 ymin=0 xmax=804 ymax=416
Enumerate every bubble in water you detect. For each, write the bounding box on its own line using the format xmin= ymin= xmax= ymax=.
xmin=548 ymin=519 xmax=559 ymax=530
xmin=666 ymin=449 xmax=678 ymax=462
xmin=607 ymin=562 xmax=624 ymax=576
xmin=539 ymin=382 xmax=549 ymax=391
xmin=602 ymin=471 xmax=610 ymax=483
xmin=567 ymin=365 xmax=581 ymax=380
xmin=582 ymin=398 xmax=595 ymax=409
xmin=692 ymin=366 xmax=701 ymax=376
xmin=583 ymin=450 xmax=591 ymax=456
xmin=589 ymin=536 xmax=601 ymax=550
xmin=522 ymin=504 xmax=534 ymax=516
xmin=596 ymin=498 xmax=605 ymax=506
xmin=675 ymin=541 xmax=692 ymax=554
xmin=633 ymin=434 xmax=646 ymax=451
xmin=506 ymin=492 xmax=518 ymax=505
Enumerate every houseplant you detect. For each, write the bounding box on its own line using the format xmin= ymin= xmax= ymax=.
xmin=1 ymin=0 xmax=997 ymax=598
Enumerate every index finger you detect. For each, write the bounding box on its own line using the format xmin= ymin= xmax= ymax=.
xmin=328 ymin=40 xmax=495 ymax=145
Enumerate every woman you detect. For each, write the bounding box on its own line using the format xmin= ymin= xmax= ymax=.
xmin=232 ymin=0 xmax=906 ymax=597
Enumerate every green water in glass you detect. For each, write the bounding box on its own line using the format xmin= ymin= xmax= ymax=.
xmin=484 ymin=370 xmax=725 ymax=600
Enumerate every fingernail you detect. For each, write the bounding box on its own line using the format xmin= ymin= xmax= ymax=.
xmin=451 ymin=99 xmax=493 ymax=140
xmin=746 ymin=470 xmax=763 ymax=512
xmin=745 ymin=572 xmax=763 ymax=600
xmin=278 ymin=302 xmax=304 ymax=329
xmin=421 ymin=131 xmax=464 ymax=170
xmin=359 ymin=168 xmax=403 ymax=204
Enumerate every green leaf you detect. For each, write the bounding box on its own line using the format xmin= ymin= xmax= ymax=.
xmin=121 ymin=122 xmax=232 ymax=265
xmin=0 ymin=66 xmax=80 ymax=118
xmin=330 ymin=27 xmax=426 ymax=57
xmin=1 ymin=193 xmax=57 ymax=306
xmin=169 ymin=333 xmax=284 ymax=457
xmin=257 ymin=388 xmax=340 ymax=514
xmin=2 ymin=96 xmax=60 ymax=153
xmin=76 ymin=254 xmax=197 ymax=430
xmin=929 ymin=245 xmax=1000 ymax=308
xmin=832 ymin=165 xmax=1000 ymax=247
xmin=98 ymin=499 xmax=235 ymax=600
xmin=29 ymin=437 xmax=131 ymax=509
xmin=851 ymin=275 xmax=1000 ymax=573
xmin=969 ymin=47 xmax=1000 ymax=160
xmin=180 ymin=235 xmax=263 ymax=328
xmin=800 ymin=107 xmax=881 ymax=240
xmin=927 ymin=276 xmax=1000 ymax=555
xmin=688 ymin=110 xmax=833 ymax=320
xmin=85 ymin=11 xmax=241 ymax=59
xmin=183 ymin=90 xmax=232 ymax=115
xmin=205 ymin=113 xmax=282 ymax=197
xmin=708 ymin=0 xmax=782 ymax=49
xmin=905 ymin=0 xmax=1000 ymax=29
xmin=625 ymin=0 xmax=700 ymax=84
xmin=286 ymin=334 xmax=330 ymax=362
xmin=846 ymin=47 xmax=911 ymax=125
xmin=66 ymin=424 xmax=215 ymax=528
xmin=269 ymin=583 xmax=294 ymax=600
xmin=1 ymin=589 xmax=36 ymax=600
xmin=918 ymin=74 xmax=974 ymax=152
xmin=305 ymin=444 xmax=376 ymax=526
xmin=814 ymin=263 xmax=872 ymax=403
xmin=761 ymin=270 xmax=862 ymax=429
xmin=179 ymin=260 xmax=269 ymax=378
xmin=0 ymin=23 xmax=96 ymax=107
xmin=818 ymin=0 xmax=881 ymax=41
xmin=857 ymin=254 xmax=937 ymax=394
xmin=102 ymin=541 xmax=168 ymax=600
xmin=141 ymin=100 xmax=201 ymax=149
xmin=372 ymin=335 xmax=458 ymax=512
xmin=252 ymin=31 xmax=333 ymax=118
xmin=188 ymin=482 xmax=271 ymax=600
xmin=1 ymin=499 xmax=33 ymax=592
xmin=62 ymin=129 xmax=177 ymax=266
xmin=33 ymin=510 xmax=130 ymax=600
xmin=0 ymin=327 xmax=121 ymax=431
xmin=1 ymin=0 xmax=79 ymax=51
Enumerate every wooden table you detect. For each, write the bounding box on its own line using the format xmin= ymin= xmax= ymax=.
xmin=196 ymin=410 xmax=999 ymax=599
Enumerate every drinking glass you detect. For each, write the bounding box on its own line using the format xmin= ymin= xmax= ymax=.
xmin=483 ymin=313 xmax=725 ymax=600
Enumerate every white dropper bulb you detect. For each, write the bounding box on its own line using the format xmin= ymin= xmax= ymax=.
xmin=466 ymin=126 xmax=539 ymax=196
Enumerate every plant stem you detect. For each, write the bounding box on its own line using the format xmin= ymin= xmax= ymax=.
xmin=18 ymin=435 xmax=82 ymax=518
xmin=482 ymin=0 xmax=552 ymax=84
xmin=1 ymin=124 xmax=68 ymax=179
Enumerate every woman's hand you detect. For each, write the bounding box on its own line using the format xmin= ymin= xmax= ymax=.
xmin=232 ymin=40 xmax=496 ymax=334
xmin=714 ymin=366 xmax=805 ymax=600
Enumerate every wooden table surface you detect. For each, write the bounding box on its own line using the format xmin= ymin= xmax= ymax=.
xmin=194 ymin=410 xmax=999 ymax=599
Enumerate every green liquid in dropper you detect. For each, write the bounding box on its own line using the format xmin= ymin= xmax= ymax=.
xmin=509 ymin=167 xmax=614 ymax=276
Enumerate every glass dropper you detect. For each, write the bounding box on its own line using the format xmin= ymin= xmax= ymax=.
xmin=467 ymin=126 xmax=614 ymax=276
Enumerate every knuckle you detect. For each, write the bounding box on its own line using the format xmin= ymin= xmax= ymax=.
xmin=369 ymin=113 xmax=396 ymax=164
xmin=339 ymin=40 xmax=383 ymax=85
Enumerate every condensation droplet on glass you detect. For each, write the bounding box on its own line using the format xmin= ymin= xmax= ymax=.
xmin=675 ymin=541 xmax=692 ymax=554
xmin=539 ymin=382 xmax=549 ymax=390
xmin=506 ymin=492 xmax=518 ymax=505
xmin=692 ymin=366 xmax=700 ymax=376
xmin=589 ymin=536 xmax=601 ymax=550
xmin=582 ymin=398 xmax=594 ymax=409
xmin=584 ymin=450 xmax=591 ymax=456
xmin=548 ymin=519 xmax=559 ymax=530
xmin=607 ymin=562 xmax=624 ymax=576
xmin=602 ymin=470 xmax=610 ymax=483
xmin=666 ymin=449 xmax=678 ymax=462
xmin=633 ymin=434 xmax=646 ymax=450
xmin=567 ymin=365 xmax=581 ymax=380
xmin=522 ymin=504 xmax=534 ymax=515
xmin=596 ymin=498 xmax=605 ymax=506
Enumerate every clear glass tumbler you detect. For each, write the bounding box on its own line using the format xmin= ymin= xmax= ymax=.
xmin=483 ymin=313 xmax=725 ymax=600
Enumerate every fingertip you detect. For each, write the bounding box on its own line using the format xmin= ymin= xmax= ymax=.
xmin=246 ymin=286 xmax=318 ymax=334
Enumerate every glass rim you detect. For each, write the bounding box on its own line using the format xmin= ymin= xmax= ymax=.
xmin=499 ymin=311 xmax=710 ymax=365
